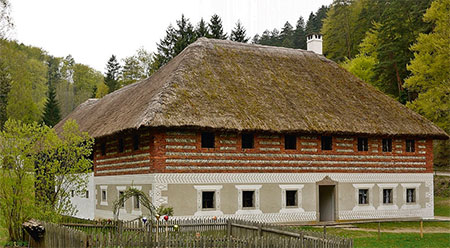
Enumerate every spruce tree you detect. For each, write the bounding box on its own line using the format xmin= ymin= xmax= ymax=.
xmin=230 ymin=20 xmax=249 ymax=43
xmin=42 ymin=86 xmax=61 ymax=127
xmin=0 ymin=60 xmax=11 ymax=130
xmin=195 ymin=18 xmax=210 ymax=38
xmin=280 ymin=22 xmax=294 ymax=48
xmin=208 ymin=14 xmax=227 ymax=39
xmin=104 ymin=55 xmax=121 ymax=93
xmin=294 ymin=16 xmax=307 ymax=49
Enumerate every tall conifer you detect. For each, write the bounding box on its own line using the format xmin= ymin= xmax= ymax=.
xmin=42 ymin=86 xmax=61 ymax=127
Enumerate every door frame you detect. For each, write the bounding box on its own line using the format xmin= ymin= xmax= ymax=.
xmin=316 ymin=176 xmax=339 ymax=222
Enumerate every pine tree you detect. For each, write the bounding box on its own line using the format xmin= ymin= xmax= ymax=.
xmin=155 ymin=15 xmax=196 ymax=68
xmin=195 ymin=18 xmax=209 ymax=38
xmin=230 ymin=20 xmax=249 ymax=43
xmin=42 ymin=86 xmax=61 ymax=127
xmin=208 ymin=14 xmax=227 ymax=39
xmin=294 ymin=16 xmax=307 ymax=49
xmin=104 ymin=55 xmax=120 ymax=93
xmin=0 ymin=60 xmax=11 ymax=130
xmin=280 ymin=22 xmax=294 ymax=48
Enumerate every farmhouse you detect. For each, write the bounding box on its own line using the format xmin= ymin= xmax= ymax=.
xmin=55 ymin=37 xmax=448 ymax=223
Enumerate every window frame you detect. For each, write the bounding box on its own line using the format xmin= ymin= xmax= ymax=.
xmin=321 ymin=136 xmax=332 ymax=151
xmin=382 ymin=138 xmax=392 ymax=152
xmin=279 ymin=185 xmax=304 ymax=213
xmin=377 ymin=183 xmax=398 ymax=210
xmin=100 ymin=185 xmax=108 ymax=206
xmin=201 ymin=191 xmax=215 ymax=209
xmin=201 ymin=132 xmax=215 ymax=148
xmin=406 ymin=139 xmax=415 ymax=153
xmin=382 ymin=188 xmax=393 ymax=204
xmin=284 ymin=135 xmax=297 ymax=150
xmin=357 ymin=137 xmax=368 ymax=152
xmin=194 ymin=185 xmax=223 ymax=216
xmin=235 ymin=185 xmax=262 ymax=215
xmin=358 ymin=189 xmax=369 ymax=205
xmin=133 ymin=134 xmax=140 ymax=151
xmin=241 ymin=133 xmax=254 ymax=149
xmin=242 ymin=190 xmax=255 ymax=208
xmin=406 ymin=188 xmax=416 ymax=203
xmin=352 ymin=184 xmax=375 ymax=211
xmin=401 ymin=183 xmax=420 ymax=210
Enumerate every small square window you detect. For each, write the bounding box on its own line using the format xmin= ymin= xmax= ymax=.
xmin=357 ymin=138 xmax=368 ymax=151
xmin=133 ymin=134 xmax=140 ymax=151
xmin=202 ymin=191 xmax=215 ymax=209
xmin=101 ymin=190 xmax=107 ymax=201
xmin=242 ymin=134 xmax=254 ymax=149
xmin=406 ymin=140 xmax=415 ymax=152
xmin=85 ymin=190 xmax=89 ymax=198
xmin=285 ymin=135 xmax=296 ymax=150
xmin=119 ymin=191 xmax=125 ymax=208
xmin=321 ymin=136 xmax=332 ymax=151
xmin=242 ymin=191 xmax=255 ymax=208
xmin=383 ymin=189 xmax=393 ymax=204
xmin=286 ymin=190 xmax=297 ymax=207
xmin=118 ymin=138 xmax=124 ymax=153
xmin=101 ymin=142 xmax=106 ymax=156
xmin=134 ymin=195 xmax=140 ymax=209
xmin=406 ymin=188 xmax=416 ymax=203
xmin=358 ymin=189 xmax=368 ymax=205
xmin=201 ymin=132 xmax=215 ymax=148
xmin=382 ymin=139 xmax=392 ymax=152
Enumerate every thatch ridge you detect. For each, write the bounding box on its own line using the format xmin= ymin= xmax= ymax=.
xmin=55 ymin=38 xmax=448 ymax=139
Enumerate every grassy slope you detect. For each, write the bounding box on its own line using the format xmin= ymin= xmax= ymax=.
xmin=435 ymin=197 xmax=450 ymax=217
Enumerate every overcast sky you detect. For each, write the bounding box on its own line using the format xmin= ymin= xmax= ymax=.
xmin=11 ymin=0 xmax=332 ymax=73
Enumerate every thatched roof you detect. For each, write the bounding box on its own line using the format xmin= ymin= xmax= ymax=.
xmin=54 ymin=38 xmax=448 ymax=139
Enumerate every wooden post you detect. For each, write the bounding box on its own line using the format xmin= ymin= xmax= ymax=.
xmin=420 ymin=220 xmax=423 ymax=239
xmin=377 ymin=222 xmax=381 ymax=240
xmin=227 ymin=219 xmax=232 ymax=248
xmin=323 ymin=225 xmax=326 ymax=239
xmin=155 ymin=220 xmax=159 ymax=247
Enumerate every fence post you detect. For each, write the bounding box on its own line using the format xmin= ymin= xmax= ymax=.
xmin=227 ymin=219 xmax=232 ymax=248
xmin=323 ymin=225 xmax=326 ymax=238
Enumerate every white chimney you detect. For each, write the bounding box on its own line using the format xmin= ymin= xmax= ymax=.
xmin=307 ymin=34 xmax=323 ymax=55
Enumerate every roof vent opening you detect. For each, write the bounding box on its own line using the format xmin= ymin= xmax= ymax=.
xmin=307 ymin=34 xmax=323 ymax=55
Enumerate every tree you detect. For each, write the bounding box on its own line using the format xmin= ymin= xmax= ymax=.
xmin=195 ymin=18 xmax=209 ymax=38
xmin=208 ymin=14 xmax=227 ymax=39
xmin=104 ymin=55 xmax=121 ymax=93
xmin=0 ymin=119 xmax=92 ymax=241
xmin=154 ymin=15 xmax=196 ymax=68
xmin=0 ymin=60 xmax=11 ymax=130
xmin=122 ymin=48 xmax=155 ymax=86
xmin=293 ymin=16 xmax=307 ymax=49
xmin=404 ymin=0 xmax=450 ymax=167
xmin=280 ymin=22 xmax=294 ymax=48
xmin=230 ymin=20 xmax=249 ymax=43
xmin=41 ymin=86 xmax=61 ymax=127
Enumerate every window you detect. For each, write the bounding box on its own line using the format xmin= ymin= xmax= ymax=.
xmin=285 ymin=135 xmax=296 ymax=150
xmin=406 ymin=188 xmax=416 ymax=203
xmin=286 ymin=190 xmax=297 ymax=207
xmin=321 ymin=136 xmax=332 ymax=150
xmin=119 ymin=191 xmax=125 ymax=208
xmin=118 ymin=138 xmax=124 ymax=153
xmin=101 ymin=142 xmax=106 ymax=156
xmin=202 ymin=191 xmax=215 ymax=209
xmin=134 ymin=195 xmax=140 ymax=209
xmin=242 ymin=133 xmax=254 ymax=149
xmin=382 ymin=139 xmax=392 ymax=152
xmin=357 ymin=138 xmax=368 ymax=151
xmin=101 ymin=190 xmax=107 ymax=201
xmin=85 ymin=190 xmax=89 ymax=198
xmin=358 ymin=189 xmax=369 ymax=205
xmin=383 ymin=189 xmax=393 ymax=204
xmin=242 ymin=191 xmax=255 ymax=208
xmin=133 ymin=134 xmax=140 ymax=151
xmin=406 ymin=139 xmax=415 ymax=152
xmin=201 ymin=132 xmax=215 ymax=148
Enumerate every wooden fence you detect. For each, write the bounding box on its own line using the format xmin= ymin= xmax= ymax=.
xmin=27 ymin=218 xmax=353 ymax=247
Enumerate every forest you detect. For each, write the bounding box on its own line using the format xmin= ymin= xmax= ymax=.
xmin=0 ymin=0 xmax=448 ymax=166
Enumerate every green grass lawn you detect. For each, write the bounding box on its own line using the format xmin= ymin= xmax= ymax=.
xmin=435 ymin=196 xmax=450 ymax=217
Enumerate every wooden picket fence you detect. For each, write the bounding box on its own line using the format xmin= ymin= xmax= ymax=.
xmin=29 ymin=218 xmax=353 ymax=247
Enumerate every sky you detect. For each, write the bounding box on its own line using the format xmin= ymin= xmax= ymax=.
xmin=11 ymin=0 xmax=332 ymax=73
